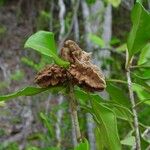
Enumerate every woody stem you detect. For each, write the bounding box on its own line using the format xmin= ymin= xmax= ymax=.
xmin=68 ymin=82 xmax=82 ymax=144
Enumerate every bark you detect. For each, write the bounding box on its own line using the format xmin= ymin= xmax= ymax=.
xmin=54 ymin=0 xmax=66 ymax=147
xmin=81 ymin=1 xmax=112 ymax=149
xmin=126 ymin=69 xmax=141 ymax=150
xmin=70 ymin=2 xmax=80 ymax=145
xmin=81 ymin=1 xmax=96 ymax=149
xmin=68 ymin=82 xmax=81 ymax=144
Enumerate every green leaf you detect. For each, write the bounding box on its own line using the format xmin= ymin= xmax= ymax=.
xmin=106 ymin=83 xmax=130 ymax=107
xmin=134 ymin=69 xmax=150 ymax=80
xmin=74 ymin=139 xmax=89 ymax=150
xmin=74 ymin=88 xmax=104 ymax=105
xmin=40 ymin=112 xmax=54 ymax=137
xmin=91 ymin=100 xmax=121 ymax=150
xmin=88 ymin=34 xmax=105 ymax=48
xmin=116 ymin=43 xmax=127 ymax=52
xmin=127 ymin=2 xmax=150 ymax=60
xmin=106 ymin=0 xmax=121 ymax=7
xmin=138 ymin=43 xmax=150 ymax=65
xmin=110 ymin=37 xmax=121 ymax=45
xmin=132 ymin=84 xmax=150 ymax=105
xmin=86 ymin=0 xmax=96 ymax=5
xmin=0 ymin=87 xmax=48 ymax=102
xmin=24 ymin=31 xmax=70 ymax=68
xmin=106 ymin=103 xmax=133 ymax=122
xmin=121 ymin=136 xmax=135 ymax=146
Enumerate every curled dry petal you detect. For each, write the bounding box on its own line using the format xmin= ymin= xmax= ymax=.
xmin=34 ymin=64 xmax=67 ymax=88
xmin=68 ymin=62 xmax=106 ymax=92
xmin=61 ymin=40 xmax=106 ymax=92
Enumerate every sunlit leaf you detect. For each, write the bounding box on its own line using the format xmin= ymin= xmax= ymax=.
xmin=127 ymin=2 xmax=150 ymax=60
xmin=132 ymin=84 xmax=150 ymax=105
xmin=0 ymin=87 xmax=48 ymax=101
xmin=121 ymin=136 xmax=135 ymax=146
xmin=24 ymin=31 xmax=70 ymax=68
xmin=138 ymin=43 xmax=150 ymax=65
xmin=74 ymin=139 xmax=89 ymax=150
xmin=0 ymin=101 xmax=5 ymax=107
xmin=106 ymin=0 xmax=121 ymax=7
xmin=0 ymin=86 xmax=65 ymax=102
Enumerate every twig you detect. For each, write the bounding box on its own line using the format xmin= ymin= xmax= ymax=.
xmin=68 ymin=82 xmax=82 ymax=144
xmin=126 ymin=68 xmax=141 ymax=150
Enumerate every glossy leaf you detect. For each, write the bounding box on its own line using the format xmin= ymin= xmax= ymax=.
xmin=0 ymin=86 xmax=64 ymax=102
xmin=74 ymin=139 xmax=89 ymax=150
xmin=0 ymin=87 xmax=48 ymax=101
xmin=138 ymin=43 xmax=150 ymax=65
xmin=91 ymin=99 xmax=121 ymax=150
xmin=127 ymin=2 xmax=150 ymax=60
xmin=24 ymin=31 xmax=70 ymax=68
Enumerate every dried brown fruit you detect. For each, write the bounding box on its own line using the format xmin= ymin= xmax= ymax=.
xmin=61 ymin=40 xmax=106 ymax=92
xmin=61 ymin=40 xmax=92 ymax=63
xmin=68 ymin=62 xmax=106 ymax=92
xmin=34 ymin=64 xmax=67 ymax=88
xmin=34 ymin=40 xmax=106 ymax=92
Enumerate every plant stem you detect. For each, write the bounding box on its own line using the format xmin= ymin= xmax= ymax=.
xmin=68 ymin=82 xmax=82 ymax=144
xmin=126 ymin=69 xmax=141 ymax=150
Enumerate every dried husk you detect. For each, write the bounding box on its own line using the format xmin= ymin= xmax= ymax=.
xmin=34 ymin=64 xmax=67 ymax=88
xmin=61 ymin=40 xmax=106 ymax=91
xmin=34 ymin=40 xmax=106 ymax=92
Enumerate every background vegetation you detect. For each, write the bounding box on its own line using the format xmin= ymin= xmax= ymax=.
xmin=0 ymin=0 xmax=150 ymax=150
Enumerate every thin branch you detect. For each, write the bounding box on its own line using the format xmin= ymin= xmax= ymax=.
xmin=126 ymin=69 xmax=141 ymax=150
xmin=68 ymin=82 xmax=82 ymax=144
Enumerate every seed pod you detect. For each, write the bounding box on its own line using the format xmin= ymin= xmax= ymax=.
xmin=34 ymin=64 xmax=67 ymax=88
xmin=62 ymin=40 xmax=106 ymax=92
